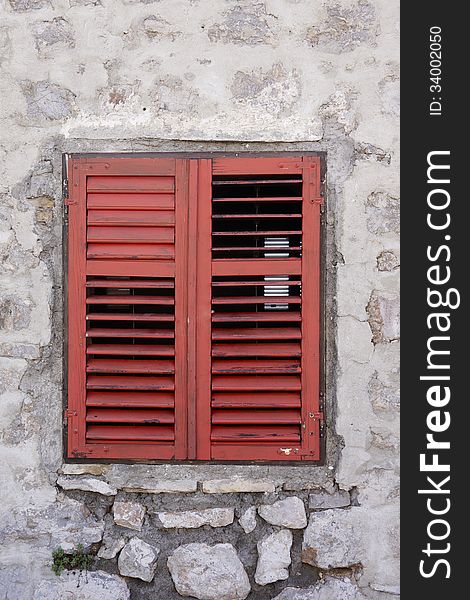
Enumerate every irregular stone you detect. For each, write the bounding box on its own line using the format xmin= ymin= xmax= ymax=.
xmin=32 ymin=18 xmax=74 ymax=51
xmin=371 ymin=583 xmax=400 ymax=595
xmin=158 ymin=507 xmax=234 ymax=529
xmin=238 ymin=506 xmax=257 ymax=533
xmin=255 ymin=529 xmax=292 ymax=586
xmin=306 ymin=1 xmax=379 ymax=53
xmin=366 ymin=191 xmax=400 ymax=235
xmin=202 ymin=478 xmax=275 ymax=494
xmin=379 ymin=75 xmax=400 ymax=118
xmin=231 ymin=62 xmax=301 ymax=117
xmin=369 ymin=371 xmax=400 ymax=415
xmin=0 ymin=27 xmax=11 ymax=65
xmin=377 ymin=250 xmax=399 ymax=272
xmin=258 ymin=497 xmax=307 ymax=529
xmin=15 ymin=497 xmax=103 ymax=553
xmin=44 ymin=497 xmax=105 ymax=553
xmin=118 ymin=537 xmax=159 ymax=582
xmin=142 ymin=15 xmax=181 ymax=41
xmin=319 ymin=88 xmax=357 ymax=133
xmin=366 ymin=291 xmax=400 ymax=344
xmin=272 ymin=576 xmax=366 ymax=599
xmin=167 ymin=543 xmax=250 ymax=600
xmin=28 ymin=195 xmax=54 ymax=225
xmin=308 ymin=490 xmax=351 ymax=510
xmin=0 ymin=295 xmax=32 ymax=331
xmin=60 ymin=464 xmax=109 ymax=476
xmin=57 ymin=476 xmax=117 ymax=496
xmin=0 ymin=342 xmax=40 ymax=359
xmin=355 ymin=143 xmax=392 ymax=165
xmin=70 ymin=0 xmax=102 ymax=5
xmin=98 ymin=535 xmax=126 ymax=559
xmin=121 ymin=478 xmax=197 ymax=493
xmin=21 ymin=80 xmax=76 ymax=121
xmin=208 ymin=3 xmax=274 ymax=46
xmin=9 ymin=0 xmax=49 ymax=11
xmin=113 ymin=501 xmax=146 ymax=531
xmin=33 ymin=570 xmax=129 ymax=600
xmin=302 ymin=509 xmax=361 ymax=569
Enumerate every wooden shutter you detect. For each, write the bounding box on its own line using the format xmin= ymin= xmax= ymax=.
xmin=66 ymin=155 xmax=322 ymax=462
xmin=194 ymin=157 xmax=322 ymax=461
xmin=66 ymin=157 xmax=189 ymax=459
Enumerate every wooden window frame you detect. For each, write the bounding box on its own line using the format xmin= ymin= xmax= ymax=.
xmin=63 ymin=152 xmax=326 ymax=464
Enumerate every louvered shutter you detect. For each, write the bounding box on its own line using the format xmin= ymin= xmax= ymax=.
xmin=66 ymin=155 xmax=322 ymax=462
xmin=66 ymin=158 xmax=189 ymax=459
xmin=194 ymin=157 xmax=322 ymax=461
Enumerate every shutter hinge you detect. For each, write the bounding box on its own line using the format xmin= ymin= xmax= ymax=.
xmin=62 ymin=153 xmax=69 ymax=201
xmin=62 ymin=177 xmax=69 ymax=202
xmin=63 ymin=408 xmax=77 ymax=425
xmin=308 ymin=410 xmax=325 ymax=438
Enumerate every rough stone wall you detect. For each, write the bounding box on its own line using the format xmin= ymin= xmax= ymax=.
xmin=0 ymin=1 xmax=399 ymax=599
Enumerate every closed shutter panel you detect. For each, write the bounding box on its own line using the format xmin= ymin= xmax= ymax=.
xmin=66 ymin=155 xmax=322 ymax=462
xmin=195 ymin=157 xmax=322 ymax=461
xmin=67 ymin=158 xmax=189 ymax=459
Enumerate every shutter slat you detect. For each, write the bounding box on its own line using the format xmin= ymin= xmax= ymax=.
xmin=212 ymin=296 xmax=301 ymax=305
xmin=86 ymin=328 xmax=174 ymax=338
xmin=87 ymin=375 xmax=175 ymax=390
xmin=87 ymin=344 xmax=175 ymax=356
xmin=87 ymin=226 xmax=174 ymax=244
xmin=213 ymin=214 xmax=302 ymax=219
xmin=87 ymin=193 xmax=175 ymax=210
xmin=86 ymin=295 xmax=174 ymax=305
xmin=212 ymin=312 xmax=301 ymax=322
xmin=211 ymin=425 xmax=300 ymax=442
xmin=86 ymin=278 xmax=174 ymax=288
xmin=212 ymin=409 xmax=301 ymax=425
xmin=213 ymin=196 xmax=302 ymax=203
xmin=212 ymin=392 xmax=301 ymax=409
xmin=212 ymin=280 xmax=301 ymax=287
xmin=87 ymin=243 xmax=175 ymax=260
xmin=212 ymin=391 xmax=301 ymax=408
xmin=87 ymin=391 xmax=174 ymax=408
xmin=212 ymin=328 xmax=301 ymax=340
xmin=212 ymin=359 xmax=301 ymax=374
xmin=212 ymin=179 xmax=301 ymax=185
xmin=87 ymin=359 xmax=175 ymax=374
xmin=86 ymin=314 xmax=174 ymax=322
xmin=213 ymin=246 xmax=302 ymax=252
xmin=88 ymin=210 xmax=175 ymax=226
xmin=212 ymin=375 xmax=301 ymax=391
xmin=87 ymin=176 xmax=175 ymax=192
xmin=87 ymin=424 xmax=174 ymax=441
xmin=87 ymin=408 xmax=175 ymax=423
xmin=212 ymin=342 xmax=301 ymax=357
xmin=212 ymin=230 xmax=301 ymax=236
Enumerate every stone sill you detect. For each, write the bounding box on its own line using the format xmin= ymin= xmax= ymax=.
xmin=58 ymin=463 xmax=335 ymax=493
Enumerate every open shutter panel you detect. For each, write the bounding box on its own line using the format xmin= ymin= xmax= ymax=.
xmin=195 ymin=157 xmax=322 ymax=461
xmin=67 ymin=158 xmax=189 ymax=459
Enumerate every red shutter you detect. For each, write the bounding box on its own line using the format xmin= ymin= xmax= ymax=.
xmin=66 ymin=155 xmax=322 ymax=462
xmin=194 ymin=157 xmax=322 ymax=461
xmin=66 ymin=158 xmax=189 ymax=459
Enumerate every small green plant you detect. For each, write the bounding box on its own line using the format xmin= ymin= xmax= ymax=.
xmin=51 ymin=544 xmax=92 ymax=576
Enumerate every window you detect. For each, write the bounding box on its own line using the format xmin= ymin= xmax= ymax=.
xmin=65 ymin=155 xmax=323 ymax=462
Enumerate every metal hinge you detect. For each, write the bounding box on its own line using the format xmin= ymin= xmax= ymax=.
xmin=62 ymin=153 xmax=69 ymax=200
xmin=63 ymin=408 xmax=77 ymax=426
xmin=309 ymin=410 xmax=325 ymax=438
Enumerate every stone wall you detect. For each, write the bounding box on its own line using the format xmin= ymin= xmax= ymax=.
xmin=0 ymin=1 xmax=399 ymax=599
